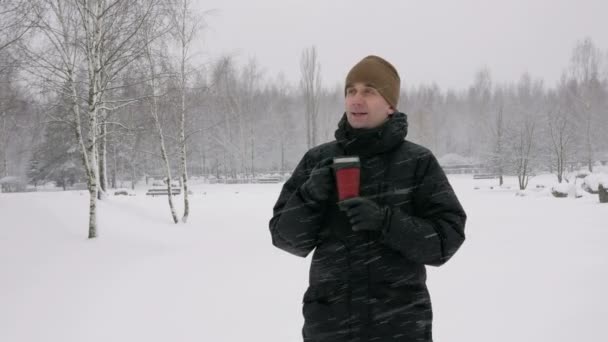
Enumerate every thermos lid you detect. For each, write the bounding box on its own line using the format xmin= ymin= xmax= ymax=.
xmin=333 ymin=156 xmax=360 ymax=169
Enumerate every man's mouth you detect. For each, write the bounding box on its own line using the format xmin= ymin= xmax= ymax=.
xmin=350 ymin=112 xmax=368 ymax=116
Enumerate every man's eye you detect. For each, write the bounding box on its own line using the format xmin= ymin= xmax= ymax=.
xmin=347 ymin=89 xmax=356 ymax=95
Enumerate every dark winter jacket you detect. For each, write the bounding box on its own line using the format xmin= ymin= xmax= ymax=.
xmin=269 ymin=112 xmax=467 ymax=342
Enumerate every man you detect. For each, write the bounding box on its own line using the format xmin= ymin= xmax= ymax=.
xmin=269 ymin=55 xmax=466 ymax=342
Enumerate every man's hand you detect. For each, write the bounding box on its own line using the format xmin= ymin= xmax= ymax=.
xmin=339 ymin=197 xmax=389 ymax=232
xmin=300 ymin=158 xmax=334 ymax=203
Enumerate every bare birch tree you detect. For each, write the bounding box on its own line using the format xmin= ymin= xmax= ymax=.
xmin=547 ymin=85 xmax=576 ymax=184
xmin=23 ymin=0 xmax=161 ymax=237
xmin=511 ymin=74 xmax=544 ymax=190
xmin=512 ymin=116 xmax=536 ymax=190
xmin=23 ymin=0 xmax=100 ymax=235
xmin=488 ymin=90 xmax=508 ymax=186
xmin=141 ymin=13 xmax=179 ymax=223
xmin=568 ymin=37 xmax=603 ymax=172
xmin=167 ymin=0 xmax=211 ymax=221
xmin=300 ymin=46 xmax=322 ymax=149
xmin=0 ymin=0 xmax=37 ymax=53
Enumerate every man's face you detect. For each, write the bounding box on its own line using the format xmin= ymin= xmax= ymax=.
xmin=345 ymin=82 xmax=394 ymax=129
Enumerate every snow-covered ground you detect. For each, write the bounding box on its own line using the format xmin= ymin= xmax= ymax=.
xmin=1 ymin=174 xmax=607 ymax=342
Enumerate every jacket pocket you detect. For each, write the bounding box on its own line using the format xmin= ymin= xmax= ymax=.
xmin=379 ymin=182 xmax=415 ymax=214
xmin=302 ymin=282 xmax=350 ymax=341
xmin=369 ymin=283 xmax=433 ymax=341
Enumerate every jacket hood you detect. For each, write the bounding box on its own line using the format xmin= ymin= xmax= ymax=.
xmin=334 ymin=111 xmax=408 ymax=157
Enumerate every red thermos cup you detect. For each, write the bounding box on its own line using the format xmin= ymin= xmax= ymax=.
xmin=333 ymin=156 xmax=361 ymax=201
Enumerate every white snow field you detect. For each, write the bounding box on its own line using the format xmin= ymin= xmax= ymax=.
xmin=1 ymin=174 xmax=607 ymax=342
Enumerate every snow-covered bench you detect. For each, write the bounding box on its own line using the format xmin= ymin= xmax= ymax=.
xmin=255 ymin=176 xmax=282 ymax=184
xmin=473 ymin=174 xmax=499 ymax=180
xmin=146 ymin=188 xmax=181 ymax=197
xmin=114 ymin=189 xmax=135 ymax=196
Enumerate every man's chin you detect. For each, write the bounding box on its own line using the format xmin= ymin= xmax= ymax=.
xmin=347 ymin=120 xmax=370 ymax=129
xmin=347 ymin=114 xmax=369 ymax=128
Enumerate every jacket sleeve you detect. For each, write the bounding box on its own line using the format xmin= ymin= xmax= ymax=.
xmin=380 ymin=152 xmax=467 ymax=266
xmin=269 ymin=152 xmax=326 ymax=258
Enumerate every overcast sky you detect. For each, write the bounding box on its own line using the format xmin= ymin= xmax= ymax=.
xmin=195 ymin=0 xmax=608 ymax=90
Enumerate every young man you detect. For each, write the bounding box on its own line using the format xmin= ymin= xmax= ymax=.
xmin=269 ymin=55 xmax=467 ymax=342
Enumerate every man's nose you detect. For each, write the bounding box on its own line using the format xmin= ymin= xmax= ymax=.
xmin=350 ymin=92 xmax=364 ymax=105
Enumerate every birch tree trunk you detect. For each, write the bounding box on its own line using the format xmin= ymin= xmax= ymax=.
xmin=179 ymin=47 xmax=189 ymax=223
xmin=515 ymin=120 xmax=535 ymax=190
xmin=27 ymin=0 xmax=159 ymax=237
xmin=300 ymin=46 xmax=322 ymax=149
xmin=0 ymin=112 xmax=7 ymax=177
xmin=142 ymin=21 xmax=178 ymax=223
xmin=170 ymin=0 xmax=201 ymax=222
xmin=98 ymin=118 xmax=108 ymax=194
xmin=70 ymin=72 xmax=98 ymax=238
xmin=496 ymin=105 xmax=505 ymax=186
xmin=548 ymin=106 xmax=572 ymax=184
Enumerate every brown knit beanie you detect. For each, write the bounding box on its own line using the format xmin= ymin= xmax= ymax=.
xmin=345 ymin=55 xmax=401 ymax=109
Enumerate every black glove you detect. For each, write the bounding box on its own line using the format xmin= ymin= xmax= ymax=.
xmin=300 ymin=158 xmax=334 ymax=203
xmin=339 ymin=197 xmax=390 ymax=232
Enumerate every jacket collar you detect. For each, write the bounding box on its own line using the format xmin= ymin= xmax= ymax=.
xmin=334 ymin=111 xmax=408 ymax=158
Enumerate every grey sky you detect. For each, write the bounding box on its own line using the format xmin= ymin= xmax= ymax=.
xmin=196 ymin=0 xmax=608 ymax=90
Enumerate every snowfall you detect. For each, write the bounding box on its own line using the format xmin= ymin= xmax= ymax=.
xmin=1 ymin=173 xmax=607 ymax=342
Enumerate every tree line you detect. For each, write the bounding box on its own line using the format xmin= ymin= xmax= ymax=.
xmin=1 ymin=1 xmax=607 ymax=236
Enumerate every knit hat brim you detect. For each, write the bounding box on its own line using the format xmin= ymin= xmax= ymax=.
xmin=345 ymin=55 xmax=400 ymax=109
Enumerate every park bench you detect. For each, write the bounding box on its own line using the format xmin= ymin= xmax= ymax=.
xmin=255 ymin=176 xmax=282 ymax=184
xmin=146 ymin=187 xmax=181 ymax=197
xmin=473 ymin=174 xmax=499 ymax=180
